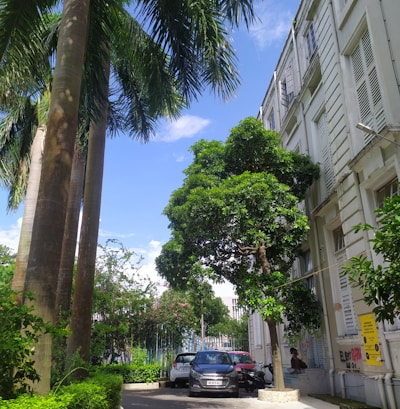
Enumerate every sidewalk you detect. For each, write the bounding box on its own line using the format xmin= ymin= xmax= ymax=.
xmin=245 ymin=395 xmax=339 ymax=409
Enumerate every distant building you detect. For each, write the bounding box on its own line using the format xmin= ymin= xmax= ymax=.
xmin=252 ymin=0 xmax=400 ymax=407
xmin=221 ymin=296 xmax=244 ymax=321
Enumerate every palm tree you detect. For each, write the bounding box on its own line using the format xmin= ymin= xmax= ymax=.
xmin=1 ymin=0 xmax=257 ymax=392
xmin=24 ymin=0 xmax=90 ymax=393
xmin=66 ymin=0 xmax=256 ymax=372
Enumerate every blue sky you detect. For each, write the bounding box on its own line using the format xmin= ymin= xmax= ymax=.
xmin=0 ymin=0 xmax=300 ymax=296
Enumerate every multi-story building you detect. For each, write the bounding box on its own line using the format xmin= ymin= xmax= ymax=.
xmin=253 ymin=1 xmax=400 ymax=407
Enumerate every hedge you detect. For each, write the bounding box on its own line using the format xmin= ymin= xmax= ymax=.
xmin=0 ymin=373 xmax=122 ymax=409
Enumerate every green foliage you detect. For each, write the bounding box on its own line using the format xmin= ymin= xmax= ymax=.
xmin=157 ymin=117 xmax=321 ymax=340
xmin=96 ymin=363 xmax=161 ymax=384
xmin=56 ymin=383 xmax=108 ymax=409
xmin=0 ymin=394 xmax=73 ymax=409
xmin=283 ymin=282 xmax=322 ymax=343
xmin=0 ymin=373 xmax=122 ymax=408
xmin=0 ymin=245 xmax=47 ymax=399
xmin=343 ymin=194 xmax=400 ymax=323
xmin=91 ymin=240 xmax=156 ymax=364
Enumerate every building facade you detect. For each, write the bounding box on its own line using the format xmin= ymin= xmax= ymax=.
xmin=252 ymin=1 xmax=400 ymax=407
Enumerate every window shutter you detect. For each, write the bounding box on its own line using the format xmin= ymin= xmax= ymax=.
xmin=352 ymin=30 xmax=385 ymax=143
xmin=337 ymin=253 xmax=358 ymax=335
xmin=318 ymin=113 xmax=335 ymax=193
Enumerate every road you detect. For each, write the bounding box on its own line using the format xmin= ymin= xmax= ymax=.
xmin=121 ymin=385 xmax=339 ymax=409
xmin=121 ymin=386 xmax=266 ymax=409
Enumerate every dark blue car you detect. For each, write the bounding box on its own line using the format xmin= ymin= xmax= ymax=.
xmin=188 ymin=350 xmax=239 ymax=398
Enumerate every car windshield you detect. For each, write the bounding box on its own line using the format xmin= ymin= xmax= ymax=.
xmin=196 ymin=352 xmax=232 ymax=365
xmin=229 ymin=353 xmax=253 ymax=364
xmin=177 ymin=354 xmax=195 ymax=364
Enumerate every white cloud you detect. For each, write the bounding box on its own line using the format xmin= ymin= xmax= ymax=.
xmin=249 ymin=1 xmax=295 ymax=50
xmin=0 ymin=218 xmax=21 ymax=252
xmin=156 ymin=115 xmax=211 ymax=142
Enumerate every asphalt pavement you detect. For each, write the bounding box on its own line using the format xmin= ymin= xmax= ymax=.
xmin=121 ymin=387 xmax=340 ymax=409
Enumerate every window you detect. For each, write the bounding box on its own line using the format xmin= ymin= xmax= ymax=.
xmin=318 ymin=112 xmax=335 ymax=194
xmin=333 ymin=227 xmax=345 ymax=252
xmin=351 ymin=30 xmax=385 ymax=144
xmin=376 ymin=178 xmax=399 ymax=208
xmin=301 ymin=250 xmax=313 ymax=275
xmin=280 ymin=60 xmax=294 ymax=111
xmin=268 ymin=110 xmax=275 ymax=130
xmin=334 ymin=234 xmax=358 ymax=335
xmin=306 ymin=23 xmax=317 ymax=59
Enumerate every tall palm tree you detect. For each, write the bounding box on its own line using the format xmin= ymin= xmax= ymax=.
xmin=24 ymin=0 xmax=90 ymax=394
xmin=66 ymin=0 xmax=256 ymax=371
xmin=1 ymin=0 xmax=257 ymax=392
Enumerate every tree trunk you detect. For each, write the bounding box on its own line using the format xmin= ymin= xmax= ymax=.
xmin=24 ymin=0 xmax=90 ymax=394
xmin=67 ymin=57 xmax=110 ymax=373
xmin=12 ymin=125 xmax=45 ymax=302
xmin=267 ymin=318 xmax=285 ymax=390
xmin=55 ymin=143 xmax=86 ymax=320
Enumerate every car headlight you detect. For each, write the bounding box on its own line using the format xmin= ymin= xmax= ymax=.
xmin=190 ymin=369 xmax=202 ymax=379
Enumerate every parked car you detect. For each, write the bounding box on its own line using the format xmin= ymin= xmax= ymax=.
xmin=188 ymin=350 xmax=239 ymax=397
xmin=169 ymin=352 xmax=196 ymax=387
xmin=227 ymin=351 xmax=256 ymax=388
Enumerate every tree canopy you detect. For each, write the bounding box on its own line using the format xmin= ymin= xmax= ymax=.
xmin=156 ymin=116 xmax=321 ymax=389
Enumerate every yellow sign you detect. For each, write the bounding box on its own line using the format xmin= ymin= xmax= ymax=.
xmin=359 ymin=314 xmax=382 ymax=366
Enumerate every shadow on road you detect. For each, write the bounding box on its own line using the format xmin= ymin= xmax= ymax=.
xmin=122 ymin=386 xmax=260 ymax=409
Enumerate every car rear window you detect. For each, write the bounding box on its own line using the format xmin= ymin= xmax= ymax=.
xmin=229 ymin=353 xmax=253 ymax=364
xmin=177 ymin=354 xmax=195 ymax=363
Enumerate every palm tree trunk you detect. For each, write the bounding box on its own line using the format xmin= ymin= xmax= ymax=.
xmin=24 ymin=0 xmax=90 ymax=394
xmin=12 ymin=125 xmax=45 ymax=302
xmin=56 ymin=143 xmax=86 ymax=320
xmin=67 ymin=56 xmax=110 ymax=372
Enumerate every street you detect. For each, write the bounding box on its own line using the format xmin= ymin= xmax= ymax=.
xmin=121 ymin=386 xmax=339 ymax=409
xmin=121 ymin=386 xmax=266 ymax=409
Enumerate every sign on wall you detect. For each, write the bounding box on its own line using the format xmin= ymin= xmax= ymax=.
xmin=359 ymin=313 xmax=382 ymax=366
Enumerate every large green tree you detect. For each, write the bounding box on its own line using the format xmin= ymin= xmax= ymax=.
xmin=156 ymin=117 xmax=321 ymax=390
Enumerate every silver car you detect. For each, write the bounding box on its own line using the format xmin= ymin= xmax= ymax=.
xmin=188 ymin=350 xmax=239 ymax=397
xmin=169 ymin=352 xmax=196 ymax=387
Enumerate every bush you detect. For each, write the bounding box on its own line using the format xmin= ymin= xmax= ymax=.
xmin=0 ymin=373 xmax=122 ymax=408
xmin=0 ymin=394 xmax=73 ymax=409
xmin=0 ymin=246 xmax=49 ymax=399
xmin=97 ymin=363 xmax=161 ymax=383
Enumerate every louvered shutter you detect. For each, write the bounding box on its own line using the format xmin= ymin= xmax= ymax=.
xmin=352 ymin=30 xmax=385 ymax=144
xmin=318 ymin=113 xmax=335 ymax=193
xmin=337 ymin=253 xmax=358 ymax=335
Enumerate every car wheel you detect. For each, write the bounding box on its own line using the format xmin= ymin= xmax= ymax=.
xmin=169 ymin=381 xmax=176 ymax=388
xmin=188 ymin=390 xmax=196 ymax=397
xmin=233 ymin=390 xmax=240 ymax=398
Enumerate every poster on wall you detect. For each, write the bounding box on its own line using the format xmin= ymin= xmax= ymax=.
xmin=359 ymin=313 xmax=382 ymax=366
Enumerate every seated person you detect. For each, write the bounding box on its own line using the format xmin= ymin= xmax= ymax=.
xmin=290 ymin=348 xmax=307 ymax=374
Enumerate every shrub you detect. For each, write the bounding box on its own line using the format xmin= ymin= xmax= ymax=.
xmin=0 ymin=394 xmax=73 ymax=409
xmin=0 ymin=373 xmax=122 ymax=409
xmin=0 ymin=246 xmax=47 ymax=399
xmin=97 ymin=363 xmax=161 ymax=383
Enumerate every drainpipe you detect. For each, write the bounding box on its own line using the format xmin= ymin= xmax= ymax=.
xmin=377 ymin=320 xmax=397 ymax=409
xmin=311 ymin=219 xmax=335 ymax=396
xmin=384 ymin=372 xmax=397 ymax=409
xmin=376 ymin=375 xmax=387 ymax=409
xmin=338 ymin=371 xmax=346 ymax=399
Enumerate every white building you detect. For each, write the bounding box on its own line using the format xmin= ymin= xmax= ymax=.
xmin=253 ymin=1 xmax=400 ymax=407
